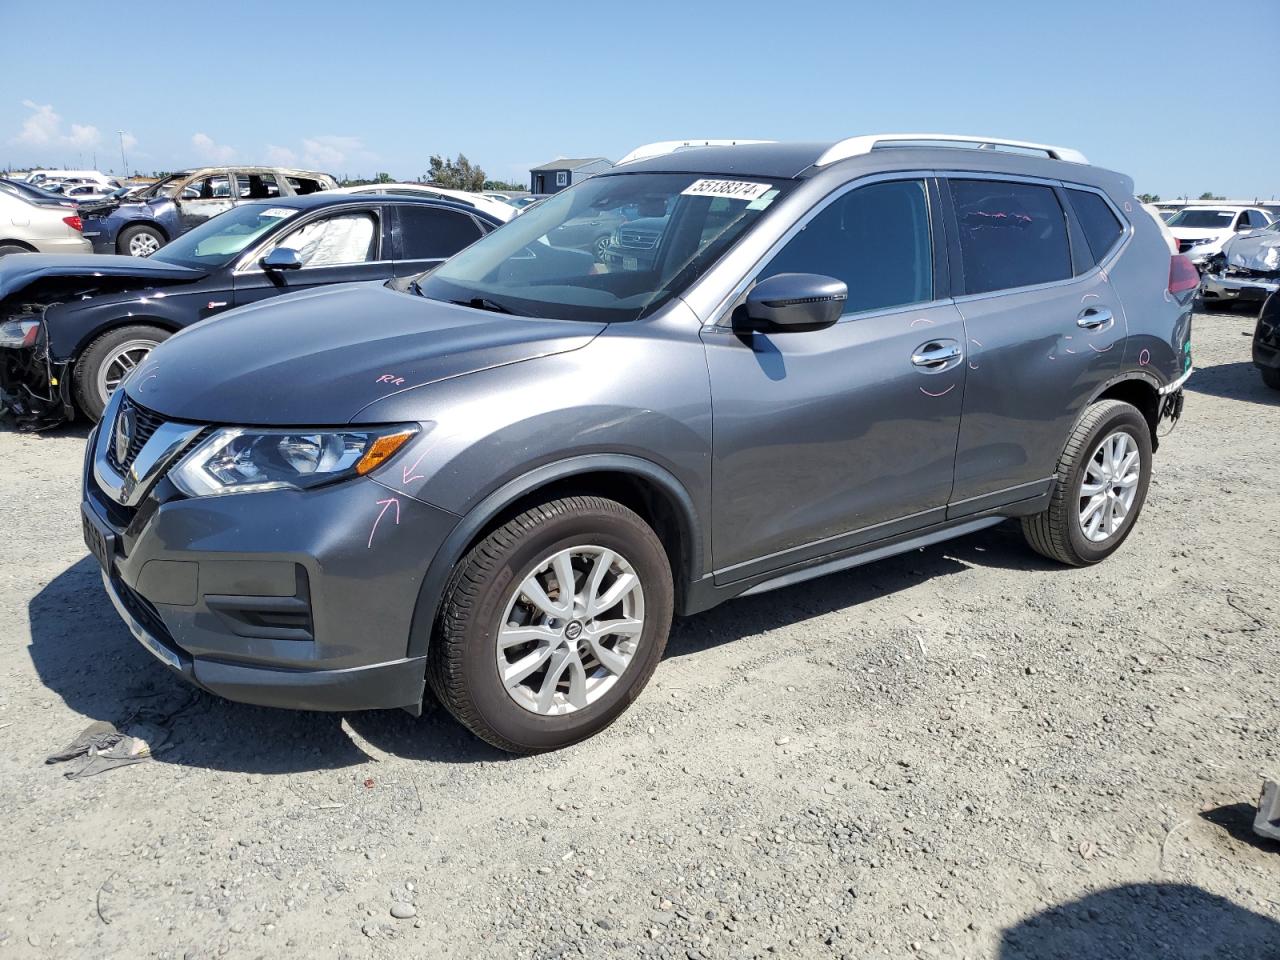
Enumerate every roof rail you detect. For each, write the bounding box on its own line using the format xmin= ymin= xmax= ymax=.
xmin=616 ymin=139 xmax=776 ymax=166
xmin=814 ymin=134 xmax=1089 ymax=167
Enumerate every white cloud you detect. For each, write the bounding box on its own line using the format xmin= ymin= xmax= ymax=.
xmin=265 ymin=143 xmax=297 ymax=166
xmin=191 ymin=132 xmax=235 ymax=163
xmin=12 ymin=100 xmax=101 ymax=148
xmin=120 ymin=132 xmax=138 ymax=152
xmin=300 ymin=135 xmax=366 ymax=170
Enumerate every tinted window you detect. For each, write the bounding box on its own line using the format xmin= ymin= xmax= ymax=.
xmin=1247 ymin=210 xmax=1269 ymax=228
xmin=759 ymin=179 xmax=932 ymax=315
xmin=1068 ymin=188 xmax=1125 ymax=264
xmin=951 ymin=180 xmax=1071 ymax=295
xmin=398 ymin=205 xmax=484 ymax=260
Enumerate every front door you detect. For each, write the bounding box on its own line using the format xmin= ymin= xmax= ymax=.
xmin=233 ymin=206 xmax=392 ymax=307
xmin=942 ymin=177 xmax=1125 ymax=514
xmin=175 ymin=173 xmax=237 ymax=234
xmin=703 ymin=177 xmax=966 ymax=582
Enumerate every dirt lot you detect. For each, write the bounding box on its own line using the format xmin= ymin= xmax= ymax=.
xmin=0 ymin=308 xmax=1277 ymax=959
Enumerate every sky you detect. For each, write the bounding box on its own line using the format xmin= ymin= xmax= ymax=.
xmin=3 ymin=0 xmax=1276 ymax=200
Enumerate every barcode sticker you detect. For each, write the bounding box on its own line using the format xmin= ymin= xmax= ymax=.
xmin=680 ymin=179 xmax=773 ymax=202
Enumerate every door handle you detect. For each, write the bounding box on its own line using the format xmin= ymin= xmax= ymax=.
xmin=911 ymin=342 xmax=962 ymax=368
xmin=1077 ymin=307 xmax=1114 ymax=329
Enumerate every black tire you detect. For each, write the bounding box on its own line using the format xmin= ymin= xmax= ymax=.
xmin=0 ymin=243 xmax=32 ymax=258
xmin=592 ymin=234 xmax=611 ymax=262
xmin=428 ymin=496 xmax=674 ymax=753
xmin=72 ymin=324 xmax=169 ymax=421
xmin=116 ymin=223 xmax=165 ymax=257
xmin=1262 ymin=366 xmax=1280 ymax=391
xmin=1021 ymin=399 xmax=1153 ymax=566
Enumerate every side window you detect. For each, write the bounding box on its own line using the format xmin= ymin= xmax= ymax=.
xmin=1067 ymin=188 xmax=1125 ymax=265
xmin=275 ymin=212 xmax=377 ymax=267
xmin=286 ymin=176 xmax=327 ymax=195
xmin=183 ymin=175 xmax=233 ymax=201
xmin=238 ymin=173 xmax=280 ymax=199
xmin=757 ymin=179 xmax=932 ymax=315
xmin=1247 ymin=210 xmax=1269 ymax=228
xmin=397 ymin=205 xmax=483 ymax=260
xmin=951 ymin=179 xmax=1071 ymax=295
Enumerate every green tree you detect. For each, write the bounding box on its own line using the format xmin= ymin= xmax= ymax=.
xmin=483 ymin=178 xmax=525 ymax=192
xmin=1198 ymin=191 xmax=1225 ymax=201
xmin=375 ymin=171 xmax=394 ymax=184
xmin=427 ymin=153 xmax=486 ymax=192
xmin=1137 ymin=192 xmax=1161 ymax=204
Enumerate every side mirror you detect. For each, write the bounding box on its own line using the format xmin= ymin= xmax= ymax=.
xmin=260 ymin=247 xmax=303 ymax=271
xmin=737 ymin=273 xmax=847 ymax=333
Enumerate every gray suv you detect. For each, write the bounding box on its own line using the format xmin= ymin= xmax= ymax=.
xmin=80 ymin=135 xmax=1197 ymax=753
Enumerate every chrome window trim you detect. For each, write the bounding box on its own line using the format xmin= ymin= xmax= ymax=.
xmin=695 ymin=169 xmax=947 ymax=330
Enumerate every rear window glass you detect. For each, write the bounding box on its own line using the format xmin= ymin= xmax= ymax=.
xmin=1068 ymin=189 xmax=1125 ymax=264
xmin=951 ymin=180 xmax=1071 ymax=295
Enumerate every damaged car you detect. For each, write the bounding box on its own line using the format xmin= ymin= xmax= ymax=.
xmin=0 ymin=193 xmax=501 ymax=427
xmin=1200 ymin=220 xmax=1280 ymax=311
xmin=78 ymin=166 xmax=337 ymax=258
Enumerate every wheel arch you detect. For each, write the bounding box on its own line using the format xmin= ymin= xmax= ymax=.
xmin=115 ymin=219 xmax=170 ymax=251
xmin=0 ymin=239 xmax=38 ymax=253
xmin=71 ymin=315 xmax=181 ymax=361
xmin=404 ymin=454 xmax=704 ymax=661
xmin=1089 ymin=372 xmax=1162 ymax=451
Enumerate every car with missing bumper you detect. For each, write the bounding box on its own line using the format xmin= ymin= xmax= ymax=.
xmin=1200 ymin=219 xmax=1280 ymax=310
xmin=0 ymin=193 xmax=502 ymax=427
xmin=81 ymin=134 xmax=1194 ymax=753
xmin=78 ymin=166 xmax=336 ymax=257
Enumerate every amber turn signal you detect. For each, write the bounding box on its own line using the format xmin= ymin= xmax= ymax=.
xmin=355 ymin=430 xmax=416 ymax=475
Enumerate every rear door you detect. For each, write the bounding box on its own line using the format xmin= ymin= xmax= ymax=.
xmin=389 ymin=203 xmax=488 ymax=277
xmin=703 ymin=176 xmax=968 ymax=581
xmin=232 ymin=204 xmax=392 ymax=307
xmin=942 ymin=176 xmax=1126 ymax=516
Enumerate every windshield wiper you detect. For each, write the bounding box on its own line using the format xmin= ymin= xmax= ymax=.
xmin=449 ymin=297 xmax=517 ymax=315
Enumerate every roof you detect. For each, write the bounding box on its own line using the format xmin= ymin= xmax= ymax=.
xmin=529 ymin=157 xmax=611 ymax=172
xmin=172 ymin=166 xmax=335 ymax=179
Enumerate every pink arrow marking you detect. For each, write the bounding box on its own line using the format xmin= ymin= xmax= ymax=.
xmin=919 ymin=384 xmax=956 ymax=398
xmin=367 ymin=497 xmax=401 ymax=549
xmin=909 ymin=317 xmax=935 ymax=328
xmin=400 ymin=448 xmax=430 ymax=485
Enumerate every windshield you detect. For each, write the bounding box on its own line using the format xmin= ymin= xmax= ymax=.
xmin=1167 ymin=209 xmax=1235 ymax=228
xmin=416 ymin=172 xmax=789 ymax=322
xmin=152 ymin=203 xmax=297 ymax=269
xmin=133 ymin=173 xmax=187 ymax=200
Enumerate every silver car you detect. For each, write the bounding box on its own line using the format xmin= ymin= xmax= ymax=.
xmin=0 ymin=190 xmax=91 ymax=257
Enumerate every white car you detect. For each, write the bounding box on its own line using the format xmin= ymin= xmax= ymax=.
xmin=1165 ymin=205 xmax=1274 ymax=265
xmin=25 ymin=169 xmax=118 ymax=190
xmin=334 ymin=183 xmax=514 ymax=222
xmin=0 ymin=190 xmax=92 ymax=257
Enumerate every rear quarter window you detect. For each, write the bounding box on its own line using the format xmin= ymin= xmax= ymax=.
xmin=1067 ymin=188 xmax=1125 ymax=265
xmin=950 ymin=179 xmax=1071 ymax=295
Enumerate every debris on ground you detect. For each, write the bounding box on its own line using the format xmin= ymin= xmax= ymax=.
xmin=1256 ymin=780 xmax=1280 ymax=843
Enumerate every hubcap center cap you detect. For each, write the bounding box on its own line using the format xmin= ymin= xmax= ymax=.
xmin=564 ymin=620 xmax=584 ymax=641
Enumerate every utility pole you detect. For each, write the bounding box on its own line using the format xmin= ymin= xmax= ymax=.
xmin=118 ymin=131 xmax=129 ymax=178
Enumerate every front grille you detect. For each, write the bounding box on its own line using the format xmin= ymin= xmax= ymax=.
xmin=618 ymin=230 xmax=659 ymax=250
xmin=106 ymin=396 xmax=166 ymax=475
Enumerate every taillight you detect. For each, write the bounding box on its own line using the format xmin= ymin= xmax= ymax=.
xmin=62 ymin=215 xmax=83 ymax=232
xmin=1168 ymin=254 xmax=1200 ymax=293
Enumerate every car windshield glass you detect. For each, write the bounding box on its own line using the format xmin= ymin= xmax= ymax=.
xmin=1166 ymin=209 xmax=1234 ymax=228
xmin=151 ymin=203 xmax=298 ymax=269
xmin=134 ymin=173 xmax=187 ymax=200
xmin=415 ymin=172 xmax=790 ymax=322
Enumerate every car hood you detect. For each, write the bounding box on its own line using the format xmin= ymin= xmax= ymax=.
xmin=1169 ymin=226 xmax=1231 ymax=240
xmin=124 ymin=282 xmax=605 ymax=425
xmin=1223 ymin=231 xmax=1280 ymax=273
xmin=0 ymin=254 xmax=205 ymax=305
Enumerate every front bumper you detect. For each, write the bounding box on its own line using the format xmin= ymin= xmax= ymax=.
xmin=81 ymin=412 xmax=459 ymax=712
xmin=1201 ymin=272 xmax=1279 ymax=304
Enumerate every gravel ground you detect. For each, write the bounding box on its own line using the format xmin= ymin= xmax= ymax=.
xmin=0 ymin=308 xmax=1277 ymax=960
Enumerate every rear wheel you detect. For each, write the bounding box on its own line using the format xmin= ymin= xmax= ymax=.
xmin=1022 ymin=399 xmax=1153 ymax=566
xmin=1262 ymin=366 xmax=1280 ymax=391
xmin=73 ymin=324 xmax=169 ymax=421
xmin=428 ymin=496 xmax=673 ymax=753
xmin=117 ymin=224 xmax=164 ymax=257
xmin=0 ymin=243 xmax=32 ymax=258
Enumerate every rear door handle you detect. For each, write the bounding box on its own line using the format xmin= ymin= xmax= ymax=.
xmin=911 ymin=341 xmax=962 ymax=368
xmin=1077 ymin=307 xmax=1114 ymax=329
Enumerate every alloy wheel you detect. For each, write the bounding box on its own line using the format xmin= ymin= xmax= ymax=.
xmin=129 ymin=233 xmax=161 ymax=257
xmin=1078 ymin=430 xmax=1141 ymax=543
xmin=496 ymin=545 xmax=645 ymax=716
xmin=96 ymin=340 xmax=157 ymax=406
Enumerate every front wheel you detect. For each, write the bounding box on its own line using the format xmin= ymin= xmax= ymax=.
xmin=1022 ymin=399 xmax=1153 ymax=566
xmin=428 ymin=496 xmax=674 ymax=753
xmin=117 ymin=224 xmax=165 ymax=257
xmin=73 ymin=324 xmax=169 ymax=421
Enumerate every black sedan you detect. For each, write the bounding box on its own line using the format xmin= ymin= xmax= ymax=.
xmin=0 ymin=193 xmax=501 ymax=427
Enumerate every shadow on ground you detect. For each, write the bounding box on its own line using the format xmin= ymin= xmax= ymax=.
xmin=1201 ymin=802 xmax=1280 ymax=854
xmin=1187 ymin=358 xmax=1279 ymax=405
xmin=998 ymin=883 xmax=1280 ymax=959
xmin=28 ymin=519 xmax=1043 ymax=774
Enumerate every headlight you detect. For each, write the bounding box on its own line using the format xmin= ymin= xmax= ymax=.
xmin=1191 ymin=237 xmax=1218 ymax=247
xmin=170 ymin=425 xmax=417 ymax=497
